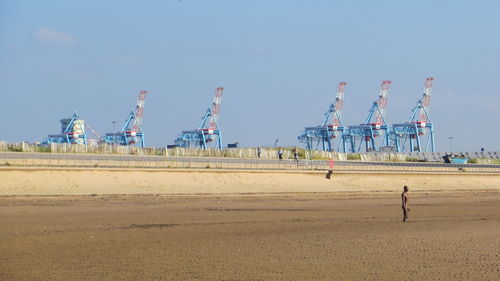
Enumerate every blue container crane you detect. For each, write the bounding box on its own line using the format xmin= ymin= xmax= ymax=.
xmin=175 ymin=87 xmax=224 ymax=149
xmin=104 ymin=90 xmax=148 ymax=148
xmin=391 ymin=77 xmax=435 ymax=152
xmin=298 ymin=82 xmax=347 ymax=151
xmin=342 ymin=80 xmax=392 ymax=153
xmin=45 ymin=112 xmax=87 ymax=145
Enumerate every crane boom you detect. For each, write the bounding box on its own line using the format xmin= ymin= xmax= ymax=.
xmin=331 ymin=82 xmax=347 ymax=127
xmin=374 ymin=80 xmax=391 ymax=125
xmin=131 ymin=90 xmax=147 ymax=132
xmin=208 ymin=87 xmax=223 ymax=130
xmin=419 ymin=77 xmax=433 ymax=123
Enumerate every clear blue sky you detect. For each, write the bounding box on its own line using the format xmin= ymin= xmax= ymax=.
xmin=1 ymin=0 xmax=499 ymax=151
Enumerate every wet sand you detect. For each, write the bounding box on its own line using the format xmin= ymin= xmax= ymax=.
xmin=1 ymin=191 xmax=499 ymax=281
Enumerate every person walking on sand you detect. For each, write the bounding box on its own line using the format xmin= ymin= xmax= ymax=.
xmin=401 ymin=186 xmax=410 ymax=222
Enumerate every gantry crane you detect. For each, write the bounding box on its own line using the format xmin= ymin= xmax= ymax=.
xmin=391 ymin=77 xmax=435 ymax=152
xmin=104 ymin=90 xmax=148 ymax=147
xmin=45 ymin=112 xmax=87 ymax=145
xmin=175 ymin=87 xmax=224 ymax=149
xmin=298 ymin=82 xmax=347 ymax=151
xmin=342 ymin=80 xmax=391 ymax=152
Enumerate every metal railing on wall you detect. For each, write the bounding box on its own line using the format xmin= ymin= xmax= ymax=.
xmin=1 ymin=151 xmax=500 ymax=173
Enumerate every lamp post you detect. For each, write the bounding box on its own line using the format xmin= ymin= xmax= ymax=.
xmin=448 ymin=136 xmax=454 ymax=153
xmin=112 ymin=121 xmax=117 ymax=144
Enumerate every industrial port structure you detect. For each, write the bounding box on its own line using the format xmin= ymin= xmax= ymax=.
xmin=43 ymin=87 xmax=226 ymax=150
xmin=44 ymin=90 xmax=148 ymax=148
xmin=342 ymin=80 xmax=392 ymax=153
xmin=298 ymin=77 xmax=436 ymax=153
xmin=45 ymin=112 xmax=87 ymax=145
xmin=298 ymin=82 xmax=347 ymax=152
xmin=42 ymin=78 xmax=435 ymax=153
xmin=390 ymin=77 xmax=435 ymax=153
xmin=104 ymin=90 xmax=148 ymax=148
xmin=174 ymin=87 xmax=224 ymax=149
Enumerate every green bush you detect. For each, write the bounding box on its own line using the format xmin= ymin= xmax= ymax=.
xmin=311 ymin=155 xmax=331 ymax=160
xmin=298 ymin=149 xmax=306 ymax=158
xmin=347 ymin=153 xmax=361 ymax=160
xmin=469 ymin=158 xmax=500 ymax=164
xmin=405 ymin=157 xmax=421 ymax=162
xmin=35 ymin=146 xmax=51 ymax=153
xmin=7 ymin=146 xmax=22 ymax=152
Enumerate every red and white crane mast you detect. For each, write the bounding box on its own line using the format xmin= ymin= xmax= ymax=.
xmin=374 ymin=80 xmax=391 ymax=127
xmin=131 ymin=90 xmax=148 ymax=133
xmin=331 ymin=81 xmax=347 ymax=129
xmin=208 ymin=87 xmax=223 ymax=131
xmin=418 ymin=77 xmax=433 ymax=125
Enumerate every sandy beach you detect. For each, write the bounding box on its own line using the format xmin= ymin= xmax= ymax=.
xmin=1 ymin=168 xmax=499 ymax=280
xmin=1 ymin=168 xmax=500 ymax=195
xmin=1 ymin=191 xmax=499 ymax=281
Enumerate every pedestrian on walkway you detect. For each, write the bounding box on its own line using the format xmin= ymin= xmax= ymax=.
xmin=277 ymin=147 xmax=283 ymax=160
xmin=293 ymin=146 xmax=299 ymax=161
